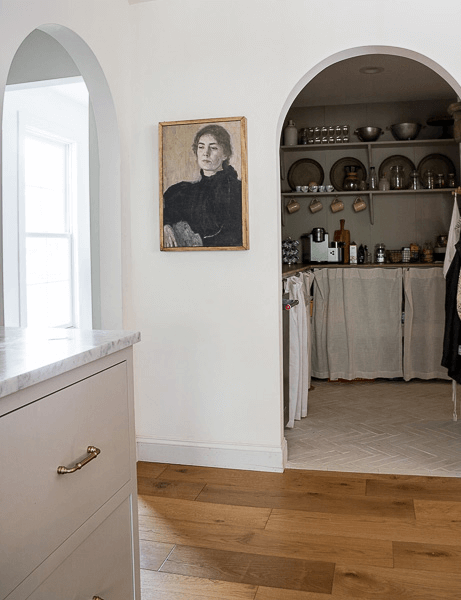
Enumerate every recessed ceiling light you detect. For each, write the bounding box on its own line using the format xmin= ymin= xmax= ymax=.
xmin=359 ymin=66 xmax=385 ymax=75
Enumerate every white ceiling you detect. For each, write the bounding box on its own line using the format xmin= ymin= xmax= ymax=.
xmin=293 ymin=54 xmax=457 ymax=108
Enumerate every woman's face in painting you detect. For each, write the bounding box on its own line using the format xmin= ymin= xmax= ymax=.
xmin=196 ymin=134 xmax=228 ymax=176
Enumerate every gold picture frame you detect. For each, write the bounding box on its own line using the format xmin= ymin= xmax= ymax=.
xmin=159 ymin=116 xmax=249 ymax=251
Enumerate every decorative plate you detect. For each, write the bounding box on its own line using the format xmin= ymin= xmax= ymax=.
xmin=329 ymin=157 xmax=367 ymax=191
xmin=287 ymin=158 xmax=324 ymax=190
xmin=417 ymin=153 xmax=456 ymax=186
xmin=378 ymin=155 xmax=415 ymax=189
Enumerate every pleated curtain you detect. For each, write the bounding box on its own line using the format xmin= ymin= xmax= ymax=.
xmin=403 ymin=267 xmax=450 ymax=381
xmin=284 ymin=272 xmax=313 ymax=428
xmin=311 ymin=268 xmax=403 ymax=380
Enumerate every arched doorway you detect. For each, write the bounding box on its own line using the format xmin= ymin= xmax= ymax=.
xmin=1 ymin=25 xmax=123 ymax=329
xmin=279 ymin=47 xmax=461 ymax=476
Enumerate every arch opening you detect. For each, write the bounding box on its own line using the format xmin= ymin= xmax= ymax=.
xmin=1 ymin=24 xmax=123 ymax=330
xmin=279 ymin=46 xmax=461 ymax=474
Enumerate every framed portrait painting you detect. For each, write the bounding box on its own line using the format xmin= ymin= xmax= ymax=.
xmin=159 ymin=116 xmax=249 ymax=251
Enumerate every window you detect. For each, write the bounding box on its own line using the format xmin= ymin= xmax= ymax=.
xmin=3 ymin=79 xmax=91 ymax=328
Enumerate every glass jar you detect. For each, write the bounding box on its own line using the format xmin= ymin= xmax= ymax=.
xmin=436 ymin=173 xmax=445 ymax=189
xmin=425 ymin=169 xmax=435 ymax=189
xmin=408 ymin=169 xmax=422 ymax=190
xmin=448 ymin=173 xmax=456 ymax=188
xmin=390 ymin=165 xmax=404 ymax=190
xmin=378 ymin=173 xmax=390 ymax=191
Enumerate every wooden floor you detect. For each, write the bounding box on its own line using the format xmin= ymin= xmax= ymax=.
xmin=137 ymin=461 xmax=461 ymax=599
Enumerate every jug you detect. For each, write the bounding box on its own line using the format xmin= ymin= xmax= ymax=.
xmin=286 ymin=199 xmax=300 ymax=213
xmin=309 ymin=198 xmax=323 ymax=213
xmin=353 ymin=196 xmax=367 ymax=212
xmin=343 ymin=165 xmax=359 ymax=191
xmin=330 ymin=197 xmax=344 ymax=213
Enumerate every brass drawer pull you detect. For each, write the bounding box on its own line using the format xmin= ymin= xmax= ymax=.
xmin=57 ymin=446 xmax=101 ymax=474
xmin=93 ymin=597 xmax=105 ymax=600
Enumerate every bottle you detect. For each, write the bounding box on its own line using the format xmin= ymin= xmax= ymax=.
xmin=358 ymin=244 xmax=365 ymax=264
xmin=390 ymin=165 xmax=404 ymax=190
xmin=378 ymin=173 xmax=390 ymax=191
xmin=284 ymin=120 xmax=298 ymax=146
xmin=375 ymin=243 xmax=386 ymax=263
xmin=368 ymin=166 xmax=378 ymax=190
xmin=364 ymin=245 xmax=372 ymax=264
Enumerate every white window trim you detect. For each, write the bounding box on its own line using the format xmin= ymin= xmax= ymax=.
xmin=3 ymin=79 xmax=92 ymax=329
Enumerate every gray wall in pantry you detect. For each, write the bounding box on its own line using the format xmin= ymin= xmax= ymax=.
xmin=282 ymin=99 xmax=459 ymax=252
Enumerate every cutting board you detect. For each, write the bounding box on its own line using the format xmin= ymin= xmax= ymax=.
xmin=334 ymin=219 xmax=350 ymax=263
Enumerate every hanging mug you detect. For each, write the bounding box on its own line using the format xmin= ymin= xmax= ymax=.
xmin=309 ymin=198 xmax=323 ymax=213
xmin=353 ymin=196 xmax=367 ymax=212
xmin=330 ymin=196 xmax=344 ymax=213
xmin=287 ymin=199 xmax=300 ymax=213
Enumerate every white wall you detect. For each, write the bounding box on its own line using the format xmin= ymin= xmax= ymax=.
xmin=2 ymin=0 xmax=461 ymax=471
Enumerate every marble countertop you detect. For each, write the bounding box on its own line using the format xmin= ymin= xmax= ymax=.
xmin=0 ymin=327 xmax=141 ymax=399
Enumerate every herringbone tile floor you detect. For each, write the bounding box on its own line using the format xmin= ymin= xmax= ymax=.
xmin=285 ymin=379 xmax=461 ymax=477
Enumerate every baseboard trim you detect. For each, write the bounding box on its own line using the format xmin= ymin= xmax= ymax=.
xmin=136 ymin=436 xmax=286 ymax=472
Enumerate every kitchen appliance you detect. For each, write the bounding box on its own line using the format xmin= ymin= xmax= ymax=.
xmin=301 ymin=230 xmax=329 ymax=263
xmin=328 ymin=241 xmax=344 ymax=263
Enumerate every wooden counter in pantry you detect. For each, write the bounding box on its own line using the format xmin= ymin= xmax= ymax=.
xmin=0 ymin=327 xmax=141 ymax=600
xmin=282 ymin=262 xmax=444 ymax=277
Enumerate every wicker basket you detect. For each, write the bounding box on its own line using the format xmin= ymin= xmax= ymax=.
xmin=387 ymin=249 xmax=402 ymax=263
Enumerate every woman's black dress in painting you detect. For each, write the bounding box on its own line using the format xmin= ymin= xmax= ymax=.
xmin=163 ymin=164 xmax=242 ymax=247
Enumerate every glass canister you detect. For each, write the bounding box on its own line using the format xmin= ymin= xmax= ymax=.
xmin=390 ymin=165 xmax=404 ymax=190
xmin=408 ymin=169 xmax=422 ymax=190
xmin=343 ymin=165 xmax=359 ymax=191
xmin=425 ymin=169 xmax=435 ymax=189
xmin=375 ymin=243 xmax=386 ymax=263
xmin=436 ymin=173 xmax=445 ymax=188
xmin=448 ymin=173 xmax=456 ymax=188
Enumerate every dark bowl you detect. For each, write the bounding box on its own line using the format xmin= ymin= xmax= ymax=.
xmin=354 ymin=126 xmax=383 ymax=142
xmin=389 ymin=122 xmax=421 ymax=140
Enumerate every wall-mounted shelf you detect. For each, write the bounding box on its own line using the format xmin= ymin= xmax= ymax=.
xmin=282 ymin=188 xmax=454 ymax=226
xmin=282 ymin=188 xmax=455 ymax=197
xmin=281 ymin=138 xmax=457 ymax=152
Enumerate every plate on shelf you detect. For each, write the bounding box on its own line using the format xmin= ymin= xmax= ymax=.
xmin=378 ymin=155 xmax=415 ymax=189
xmin=417 ymin=153 xmax=456 ymax=186
xmin=287 ymin=158 xmax=324 ymax=190
xmin=329 ymin=157 xmax=367 ymax=191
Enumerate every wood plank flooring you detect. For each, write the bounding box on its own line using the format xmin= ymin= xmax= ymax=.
xmin=138 ymin=462 xmax=461 ymax=599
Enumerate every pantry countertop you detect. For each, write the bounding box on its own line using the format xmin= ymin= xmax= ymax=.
xmin=282 ymin=262 xmax=444 ymax=277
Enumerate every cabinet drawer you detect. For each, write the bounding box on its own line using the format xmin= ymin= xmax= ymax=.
xmin=0 ymin=362 xmax=131 ymax=599
xmin=27 ymin=497 xmax=135 ymax=600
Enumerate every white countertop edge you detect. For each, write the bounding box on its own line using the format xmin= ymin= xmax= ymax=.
xmin=0 ymin=328 xmax=141 ymax=399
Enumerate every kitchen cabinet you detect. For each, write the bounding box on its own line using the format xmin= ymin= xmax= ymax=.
xmin=0 ymin=328 xmax=140 ymax=600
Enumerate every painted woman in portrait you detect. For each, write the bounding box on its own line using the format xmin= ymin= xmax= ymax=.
xmin=162 ymin=124 xmax=243 ymax=248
